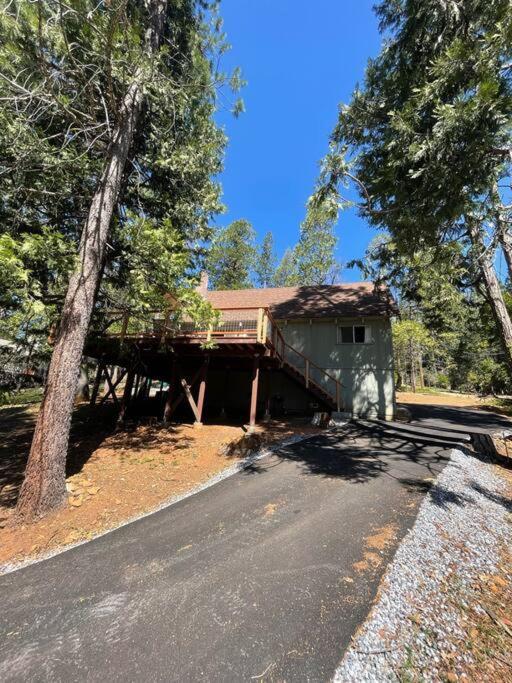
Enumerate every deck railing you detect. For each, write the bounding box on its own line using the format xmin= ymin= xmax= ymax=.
xmin=98 ymin=306 xmax=343 ymax=410
xmin=100 ymin=307 xmax=269 ymax=342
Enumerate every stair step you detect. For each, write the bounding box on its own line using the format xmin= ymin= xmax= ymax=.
xmin=373 ymin=419 xmax=471 ymax=443
xmin=281 ymin=362 xmax=336 ymax=408
xmin=360 ymin=420 xmax=470 ymax=447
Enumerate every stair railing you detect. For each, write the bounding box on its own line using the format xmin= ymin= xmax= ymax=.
xmin=263 ymin=309 xmax=343 ymax=412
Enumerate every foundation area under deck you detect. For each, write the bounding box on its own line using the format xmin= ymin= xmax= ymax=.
xmin=85 ymin=307 xmax=342 ymax=427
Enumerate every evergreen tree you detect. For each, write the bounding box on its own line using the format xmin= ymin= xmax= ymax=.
xmin=207 ymin=219 xmax=256 ymax=290
xmin=0 ymin=0 xmax=239 ymax=521
xmin=313 ymin=0 xmax=512 ymax=375
xmin=274 ymin=248 xmax=299 ymax=287
xmin=296 ymin=203 xmax=340 ymax=285
xmin=254 ymin=232 xmax=277 ymax=288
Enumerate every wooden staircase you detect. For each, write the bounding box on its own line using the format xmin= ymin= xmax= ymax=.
xmin=268 ymin=318 xmax=343 ymax=412
xmin=281 ymin=358 xmax=340 ymax=411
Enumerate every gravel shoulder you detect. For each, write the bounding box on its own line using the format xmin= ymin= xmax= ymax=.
xmin=335 ymin=449 xmax=512 ymax=682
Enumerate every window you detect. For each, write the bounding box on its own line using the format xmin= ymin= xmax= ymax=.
xmin=337 ymin=325 xmax=370 ymax=344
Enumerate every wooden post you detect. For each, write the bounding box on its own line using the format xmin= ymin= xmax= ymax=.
xmin=163 ymin=361 xmax=177 ymax=423
xmin=100 ymin=368 xmax=127 ymax=405
xmin=102 ymin=365 xmax=121 ymax=406
xmin=90 ymin=362 xmax=104 ymax=406
xmin=220 ymin=366 xmax=230 ymax=418
xmin=305 ymin=359 xmax=310 ymax=388
xmin=181 ymin=379 xmax=201 ymax=422
xmin=118 ymin=369 xmax=135 ymax=423
xmin=257 ymin=308 xmax=264 ymax=342
xmin=195 ymin=357 xmax=209 ymax=426
xmin=262 ymin=310 xmax=269 ymax=343
xmin=160 ymin=309 xmax=170 ymax=344
xmin=336 ymin=382 xmax=341 ymax=412
xmin=249 ymin=356 xmax=260 ymax=429
xmin=120 ymin=312 xmax=129 ymax=344
xmin=263 ymin=371 xmax=271 ymax=422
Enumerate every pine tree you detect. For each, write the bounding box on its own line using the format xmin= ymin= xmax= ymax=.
xmin=313 ymin=0 xmax=512 ymax=375
xmin=274 ymin=248 xmax=299 ymax=287
xmin=207 ymin=220 xmax=256 ymax=290
xmin=295 ymin=203 xmax=340 ymax=285
xmin=0 ymin=0 xmax=238 ymax=521
xmin=254 ymin=232 xmax=277 ymax=288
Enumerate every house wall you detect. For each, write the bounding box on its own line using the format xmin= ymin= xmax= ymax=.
xmin=274 ymin=317 xmax=396 ymax=419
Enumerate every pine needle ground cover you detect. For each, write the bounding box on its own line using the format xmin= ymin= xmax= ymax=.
xmin=0 ymin=404 xmax=320 ymax=569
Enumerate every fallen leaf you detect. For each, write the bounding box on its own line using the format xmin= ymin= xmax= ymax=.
xmin=490 ymin=575 xmax=507 ymax=588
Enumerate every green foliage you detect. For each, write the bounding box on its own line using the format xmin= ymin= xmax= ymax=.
xmin=466 ymin=357 xmax=509 ymax=395
xmin=254 ymin=232 xmax=277 ymax=288
xmin=313 ymin=0 xmax=511 ymax=250
xmin=392 ymin=319 xmax=436 ymax=360
xmin=274 ymin=248 xmax=299 ymax=287
xmin=435 ymin=373 xmax=450 ymax=390
xmin=207 ymin=219 xmax=256 ymax=290
xmin=313 ymin=0 xmax=512 ymax=392
xmin=295 ymin=202 xmax=340 ymax=285
xmin=0 ymin=0 xmax=241 ymax=364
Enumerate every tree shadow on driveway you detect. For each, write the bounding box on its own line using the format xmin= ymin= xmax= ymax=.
xmin=241 ymin=421 xmax=473 ymax=506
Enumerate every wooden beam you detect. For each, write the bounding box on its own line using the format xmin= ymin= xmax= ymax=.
xmin=195 ymin=357 xmax=210 ymax=425
xmin=118 ymin=369 xmax=135 ymax=423
xmin=165 ymin=364 xmax=204 ymax=420
xmin=102 ymin=365 xmax=121 ymax=406
xmin=163 ymin=360 xmax=177 ymax=424
xmin=100 ymin=368 xmax=126 ymax=405
xmin=249 ymin=356 xmax=260 ymax=428
xmin=181 ymin=378 xmax=201 ymax=422
xmin=90 ymin=362 xmax=105 ymax=406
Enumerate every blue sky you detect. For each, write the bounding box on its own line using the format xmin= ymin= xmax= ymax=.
xmin=215 ymin=0 xmax=382 ymax=281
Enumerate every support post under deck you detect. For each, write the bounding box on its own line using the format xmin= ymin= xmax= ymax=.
xmin=90 ymin=361 xmax=104 ymax=406
xmin=118 ymin=369 xmax=135 ymax=423
xmin=195 ymin=357 xmax=209 ymax=427
xmin=163 ymin=360 xmax=177 ymax=424
xmin=249 ymin=356 xmax=260 ymax=430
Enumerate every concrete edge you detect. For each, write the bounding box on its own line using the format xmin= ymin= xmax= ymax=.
xmin=0 ymin=430 xmax=328 ymax=577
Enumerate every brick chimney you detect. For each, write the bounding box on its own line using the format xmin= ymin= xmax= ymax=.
xmin=196 ymin=271 xmax=209 ymax=296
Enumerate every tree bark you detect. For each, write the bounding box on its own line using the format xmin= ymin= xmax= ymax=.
xmin=409 ymin=340 xmax=416 ymax=392
xmin=498 ymin=224 xmax=512 ymax=283
xmin=14 ymin=0 xmax=168 ymax=522
xmin=418 ymin=352 xmax=425 ymax=389
xmin=469 ymin=222 xmax=512 ymax=378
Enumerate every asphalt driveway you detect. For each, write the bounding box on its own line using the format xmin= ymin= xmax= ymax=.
xmin=0 ymin=423 xmax=453 ymax=682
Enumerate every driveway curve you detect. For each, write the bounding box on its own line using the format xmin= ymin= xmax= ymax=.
xmin=0 ymin=423 xmax=452 ymax=682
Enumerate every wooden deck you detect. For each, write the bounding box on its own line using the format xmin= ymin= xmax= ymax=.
xmin=86 ymin=306 xmax=343 ymax=426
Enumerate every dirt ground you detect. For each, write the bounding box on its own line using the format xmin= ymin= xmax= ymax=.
xmin=396 ymin=390 xmax=487 ymax=408
xmin=0 ymin=403 xmax=321 ymax=569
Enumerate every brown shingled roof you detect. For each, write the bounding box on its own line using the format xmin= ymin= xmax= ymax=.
xmin=205 ymin=282 xmax=395 ymax=319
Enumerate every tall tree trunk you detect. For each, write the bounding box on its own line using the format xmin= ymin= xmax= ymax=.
xmin=14 ymin=0 xmax=167 ymax=523
xmin=498 ymin=224 xmax=512 ymax=282
xmin=409 ymin=340 xmax=416 ymax=392
xmin=418 ymin=352 xmax=425 ymax=389
xmin=469 ymin=222 xmax=512 ymax=378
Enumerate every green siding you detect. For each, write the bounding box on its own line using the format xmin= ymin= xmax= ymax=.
xmin=277 ymin=317 xmax=395 ymax=419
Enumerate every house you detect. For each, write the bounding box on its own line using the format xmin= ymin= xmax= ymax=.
xmin=87 ymin=279 xmax=396 ymax=425
xmin=203 ymin=281 xmax=396 ymax=421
